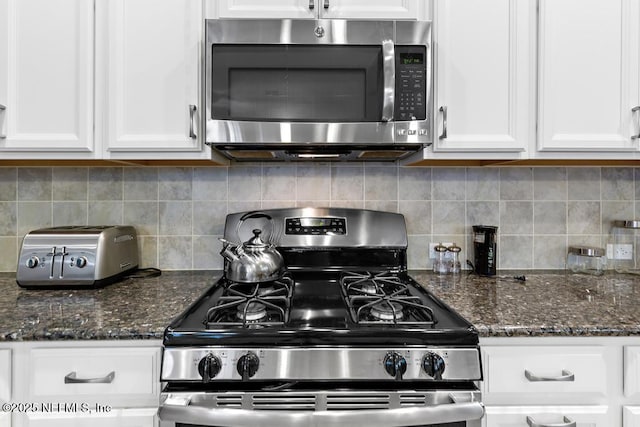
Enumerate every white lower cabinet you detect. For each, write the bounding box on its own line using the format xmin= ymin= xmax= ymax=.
xmin=485 ymin=405 xmax=610 ymax=427
xmin=0 ymin=348 xmax=11 ymax=427
xmin=8 ymin=341 xmax=161 ymax=427
xmin=624 ymin=407 xmax=640 ymax=427
xmin=22 ymin=408 xmax=156 ymax=427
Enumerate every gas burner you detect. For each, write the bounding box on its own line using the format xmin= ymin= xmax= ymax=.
xmin=370 ymin=301 xmax=405 ymax=321
xmin=341 ymin=271 xmax=437 ymax=325
xmin=236 ymin=301 xmax=267 ymax=322
xmin=205 ymin=276 xmax=293 ymax=328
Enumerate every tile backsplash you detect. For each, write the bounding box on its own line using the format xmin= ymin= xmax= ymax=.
xmin=0 ymin=165 xmax=637 ymax=272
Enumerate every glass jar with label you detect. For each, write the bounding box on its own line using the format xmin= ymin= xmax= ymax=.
xmin=566 ymin=246 xmax=606 ymax=275
xmin=610 ymin=220 xmax=640 ymax=274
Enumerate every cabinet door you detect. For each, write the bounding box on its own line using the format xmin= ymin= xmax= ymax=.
xmin=432 ymin=0 xmax=534 ymax=157
xmin=624 ymin=407 xmax=640 ymax=427
xmin=215 ymin=0 xmax=316 ymax=19
xmin=101 ymin=0 xmax=205 ymax=159
xmin=320 ymin=0 xmax=420 ymax=20
xmin=537 ymin=0 xmax=640 ymax=154
xmin=625 ymin=346 xmax=640 ymax=398
xmin=485 ymin=406 xmax=611 ymax=427
xmin=0 ymin=0 xmax=95 ymax=157
xmin=22 ymin=408 xmax=156 ymax=427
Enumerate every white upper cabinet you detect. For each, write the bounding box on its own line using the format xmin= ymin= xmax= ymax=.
xmin=99 ymin=0 xmax=208 ymax=160
xmin=536 ymin=0 xmax=640 ymax=156
xmin=0 ymin=0 xmax=96 ymax=158
xmin=213 ymin=0 xmax=422 ymax=20
xmin=429 ymin=0 xmax=534 ymax=158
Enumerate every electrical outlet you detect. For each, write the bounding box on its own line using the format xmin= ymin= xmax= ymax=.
xmin=429 ymin=242 xmax=453 ymax=259
xmin=606 ymin=243 xmax=633 ymax=260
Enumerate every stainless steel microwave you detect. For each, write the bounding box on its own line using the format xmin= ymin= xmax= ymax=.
xmin=205 ymin=19 xmax=432 ymax=161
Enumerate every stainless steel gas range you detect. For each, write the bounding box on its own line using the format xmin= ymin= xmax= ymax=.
xmin=159 ymin=208 xmax=484 ymax=427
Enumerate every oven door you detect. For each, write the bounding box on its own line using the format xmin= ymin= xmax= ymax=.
xmin=158 ymin=389 xmax=484 ymax=427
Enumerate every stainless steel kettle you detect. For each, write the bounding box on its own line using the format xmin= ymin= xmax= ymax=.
xmin=219 ymin=212 xmax=285 ymax=283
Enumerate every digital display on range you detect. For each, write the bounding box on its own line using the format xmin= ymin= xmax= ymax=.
xmin=285 ymin=217 xmax=346 ymax=235
xmin=400 ymin=52 xmax=424 ymax=65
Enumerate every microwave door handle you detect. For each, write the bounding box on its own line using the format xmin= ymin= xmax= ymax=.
xmin=381 ymin=40 xmax=395 ymax=122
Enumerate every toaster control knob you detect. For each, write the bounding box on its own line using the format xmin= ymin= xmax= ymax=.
xmin=75 ymin=256 xmax=88 ymax=268
xmin=422 ymin=352 xmax=445 ymax=380
xmin=236 ymin=352 xmax=259 ymax=381
xmin=383 ymin=352 xmax=407 ymax=380
xmin=26 ymin=256 xmax=40 ymax=269
xmin=198 ymin=353 xmax=222 ymax=382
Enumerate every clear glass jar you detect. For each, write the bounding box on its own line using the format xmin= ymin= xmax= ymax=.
xmin=433 ymin=243 xmax=449 ymax=274
xmin=447 ymin=243 xmax=461 ymax=274
xmin=566 ymin=246 xmax=606 ymax=275
xmin=610 ymin=220 xmax=640 ymax=274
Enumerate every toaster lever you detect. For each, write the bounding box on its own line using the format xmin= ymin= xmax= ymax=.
xmin=58 ymin=246 xmax=69 ymax=278
xmin=48 ymin=247 xmax=57 ymax=278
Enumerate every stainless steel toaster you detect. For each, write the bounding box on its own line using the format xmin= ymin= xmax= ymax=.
xmin=16 ymin=226 xmax=139 ymax=288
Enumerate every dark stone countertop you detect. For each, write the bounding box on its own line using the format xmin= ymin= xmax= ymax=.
xmin=0 ymin=270 xmax=639 ymax=341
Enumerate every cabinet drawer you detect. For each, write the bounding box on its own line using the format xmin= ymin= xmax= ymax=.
xmin=482 ymin=346 xmax=612 ymax=404
xmin=485 ymin=405 xmax=610 ymax=427
xmin=22 ymin=407 xmax=156 ymax=427
xmin=625 ymin=347 xmax=640 ymax=398
xmin=0 ymin=349 xmax=10 ymax=403
xmin=28 ymin=347 xmax=160 ymax=406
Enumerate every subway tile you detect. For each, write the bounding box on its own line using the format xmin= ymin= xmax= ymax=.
xmin=159 ymin=167 xmax=192 ymax=201
xmin=432 ymin=201 xmax=465 ymax=235
xmin=158 ymin=236 xmax=192 ymax=270
xmin=124 ymin=168 xmax=158 ymax=201
xmin=193 ymin=236 xmax=224 ymax=270
xmin=499 ymin=235 xmax=533 ymax=269
xmin=297 ymin=164 xmax=331 ymax=201
xmin=88 ymin=168 xmax=122 ymax=201
xmin=18 ymin=168 xmax=51 ymax=201
xmin=193 ymin=201 xmax=226 ymax=235
xmin=466 ymin=201 xmax=499 ymax=230
xmin=399 ymin=201 xmax=431 ymax=234
xmin=52 ymin=168 xmax=88 ymax=201
xmin=601 ymin=167 xmax=634 ymax=201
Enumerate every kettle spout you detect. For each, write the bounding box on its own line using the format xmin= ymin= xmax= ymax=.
xmin=219 ymin=238 xmax=240 ymax=262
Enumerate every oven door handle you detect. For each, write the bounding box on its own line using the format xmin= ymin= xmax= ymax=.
xmin=381 ymin=39 xmax=395 ymax=122
xmin=159 ymin=399 xmax=485 ymax=427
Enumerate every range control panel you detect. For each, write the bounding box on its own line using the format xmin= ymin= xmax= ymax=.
xmin=394 ymin=46 xmax=427 ymax=122
xmin=285 ymin=217 xmax=346 ymax=235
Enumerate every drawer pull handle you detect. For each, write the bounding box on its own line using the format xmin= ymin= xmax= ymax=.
xmin=524 ymin=369 xmax=574 ymax=382
xmin=64 ymin=371 xmax=115 ymax=384
xmin=526 ymin=416 xmax=576 ymax=427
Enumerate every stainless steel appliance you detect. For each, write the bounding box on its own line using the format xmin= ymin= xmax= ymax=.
xmin=159 ymin=208 xmax=483 ymax=427
xmin=16 ymin=226 xmax=139 ymax=288
xmin=205 ymin=20 xmax=432 ymax=161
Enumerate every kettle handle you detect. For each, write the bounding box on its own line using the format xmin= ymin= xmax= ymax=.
xmin=235 ymin=211 xmax=277 ymax=245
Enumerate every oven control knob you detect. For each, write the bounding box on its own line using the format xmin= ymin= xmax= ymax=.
xmin=237 ymin=352 xmax=260 ymax=381
xmin=422 ymin=352 xmax=445 ymax=380
xmin=198 ymin=353 xmax=222 ymax=382
xmin=383 ymin=352 xmax=407 ymax=380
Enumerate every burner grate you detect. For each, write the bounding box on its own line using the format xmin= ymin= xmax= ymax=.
xmin=341 ymin=271 xmax=436 ymax=326
xmin=205 ymin=275 xmax=293 ymax=328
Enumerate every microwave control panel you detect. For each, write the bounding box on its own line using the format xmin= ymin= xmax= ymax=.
xmin=285 ymin=217 xmax=346 ymax=236
xmin=395 ymin=46 xmax=427 ymax=122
